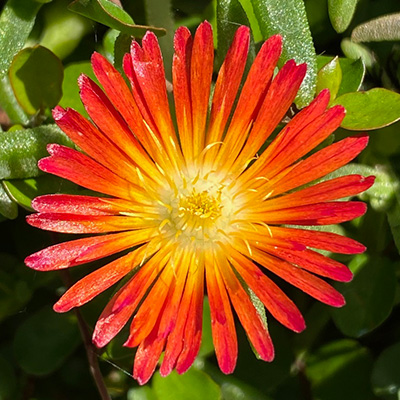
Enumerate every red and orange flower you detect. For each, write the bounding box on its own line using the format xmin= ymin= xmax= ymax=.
xmin=25 ymin=22 xmax=374 ymax=384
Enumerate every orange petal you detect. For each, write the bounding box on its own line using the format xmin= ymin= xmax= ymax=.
xmin=172 ymin=26 xmax=194 ymax=162
xmin=52 ymin=106 xmax=137 ymax=183
xmin=206 ymin=26 xmax=249 ymax=148
xmin=216 ymin=254 xmax=274 ymax=361
xmin=78 ymin=75 xmax=162 ymax=183
xmin=215 ymin=35 xmax=282 ymax=168
xmin=206 ymin=253 xmax=238 ymax=373
xmin=227 ymin=247 xmax=305 ymax=332
xmin=229 ymin=60 xmax=307 ymax=174
xmin=133 ymin=317 xmax=167 ymax=385
xmin=190 ymin=21 xmax=214 ymax=158
xmin=92 ymin=246 xmax=167 ymax=348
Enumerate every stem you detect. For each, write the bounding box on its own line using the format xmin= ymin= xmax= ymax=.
xmin=61 ymin=270 xmax=111 ymax=400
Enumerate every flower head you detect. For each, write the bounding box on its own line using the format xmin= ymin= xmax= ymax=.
xmin=25 ymin=22 xmax=374 ymax=384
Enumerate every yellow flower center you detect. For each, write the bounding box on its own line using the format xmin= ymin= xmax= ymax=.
xmin=179 ymin=189 xmax=222 ymax=220
xmin=157 ymin=172 xmax=238 ymax=246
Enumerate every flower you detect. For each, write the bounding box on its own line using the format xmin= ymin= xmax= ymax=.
xmin=25 ymin=21 xmax=374 ymax=384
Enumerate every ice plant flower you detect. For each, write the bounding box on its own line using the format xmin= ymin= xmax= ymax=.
xmin=25 ymin=22 xmax=374 ymax=384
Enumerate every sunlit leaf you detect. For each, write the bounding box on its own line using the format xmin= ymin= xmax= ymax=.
xmin=352 ymin=13 xmax=400 ymax=43
xmin=316 ymin=56 xmax=342 ymax=101
xmin=68 ymin=0 xmax=166 ymax=37
xmin=332 ymin=88 xmax=400 ymax=130
xmin=340 ymin=38 xmax=376 ymax=68
xmin=0 ymin=125 xmax=73 ymax=179
xmin=250 ymin=0 xmax=317 ymax=107
xmin=152 ymin=368 xmax=222 ymax=400
xmin=317 ymin=55 xmax=365 ymax=96
xmin=59 ymin=61 xmax=98 ymax=117
xmin=328 ymin=0 xmax=360 ymax=33
xmin=40 ymin=0 xmax=93 ymax=60
xmin=0 ymin=0 xmax=48 ymax=78
xmin=198 ymin=298 xmax=214 ymax=358
xmin=3 ymin=175 xmax=80 ymax=211
xmin=9 ymin=46 xmax=63 ymax=115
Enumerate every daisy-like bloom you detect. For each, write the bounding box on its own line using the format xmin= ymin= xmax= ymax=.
xmin=25 ymin=22 xmax=374 ymax=384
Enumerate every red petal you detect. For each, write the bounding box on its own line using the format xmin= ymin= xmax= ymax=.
xmin=251 ymin=248 xmax=345 ymax=307
xmin=217 ymin=255 xmax=274 ymax=361
xmin=269 ymin=135 xmax=370 ymax=195
xmin=206 ymin=256 xmax=238 ymax=374
xmin=261 ymin=175 xmax=375 ymax=211
xmin=38 ymin=144 xmax=137 ymax=200
xmin=27 ymin=213 xmax=152 ymax=234
xmin=228 ymin=248 xmax=305 ymax=332
xmin=53 ymin=247 xmax=146 ymax=312
xmin=190 ymin=21 xmax=214 ymax=157
xmin=269 ymin=226 xmax=366 ymax=254
xmin=244 ymin=201 xmax=367 ymax=225
xmin=25 ymin=229 xmax=153 ymax=271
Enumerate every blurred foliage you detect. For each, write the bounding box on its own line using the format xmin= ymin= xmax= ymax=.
xmin=0 ymin=0 xmax=400 ymax=399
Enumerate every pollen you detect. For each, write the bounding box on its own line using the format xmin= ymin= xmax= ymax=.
xmin=179 ymin=189 xmax=222 ymax=220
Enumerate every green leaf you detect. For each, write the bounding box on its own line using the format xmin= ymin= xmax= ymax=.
xmin=332 ymin=88 xmax=400 ymax=130
xmin=351 ymin=13 xmax=400 ymax=43
xmin=202 ymin=361 xmax=272 ymax=400
xmin=13 ymin=307 xmax=81 ymax=375
xmin=9 ymin=46 xmax=64 ymax=115
xmin=331 ymin=255 xmax=397 ymax=338
xmin=152 ymin=369 xmax=222 ymax=400
xmin=328 ymin=0 xmax=360 ymax=33
xmin=198 ymin=298 xmax=214 ymax=358
xmin=0 ymin=76 xmax=29 ymax=125
xmin=59 ymin=61 xmax=98 ymax=117
xmin=128 ymin=386 xmax=158 ymax=400
xmin=68 ymin=0 xmax=166 ymax=38
xmin=371 ymin=342 xmax=400 ymax=400
xmin=0 ymin=0 xmax=46 ymax=78
xmin=336 ymin=58 xmax=365 ymax=96
xmin=0 ymin=125 xmax=73 ymax=179
xmin=250 ymin=0 xmax=317 ymax=107
xmin=316 ymin=56 xmax=342 ymax=101
xmin=2 ymin=175 xmax=79 ymax=211
xmin=327 ymin=163 xmax=397 ymax=212
xmin=306 ymin=339 xmax=374 ymax=400
xmin=237 ymin=0 xmax=263 ymax=43
xmin=340 ymin=38 xmax=376 ymax=68
xmin=40 ymin=0 xmax=93 ymax=60
xmin=114 ymin=32 xmax=133 ymax=73
xmin=317 ymin=55 xmax=365 ymax=96
xmin=144 ymin=0 xmax=174 ymax=81
xmin=387 ymin=189 xmax=400 ymax=255
xmin=217 ymin=0 xmax=255 ymax=70
xmin=0 ymin=183 xmax=18 ymax=219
